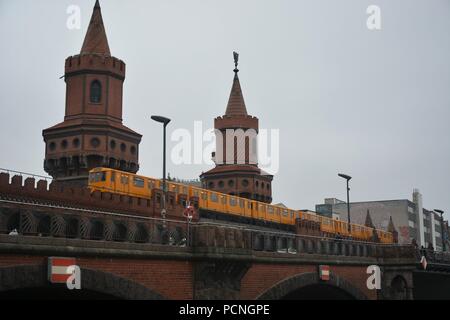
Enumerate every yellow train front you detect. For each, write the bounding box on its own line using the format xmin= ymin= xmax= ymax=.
xmin=88 ymin=167 xmax=394 ymax=244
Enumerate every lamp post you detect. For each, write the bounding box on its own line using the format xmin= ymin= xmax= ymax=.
xmin=151 ymin=115 xmax=171 ymax=229
xmin=338 ymin=173 xmax=352 ymax=233
xmin=434 ymin=209 xmax=446 ymax=252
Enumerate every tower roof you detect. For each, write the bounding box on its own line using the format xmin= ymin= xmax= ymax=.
xmin=224 ymin=52 xmax=248 ymax=117
xmin=80 ymin=0 xmax=111 ymax=56
xmin=365 ymin=209 xmax=375 ymax=228
xmin=388 ymin=216 xmax=397 ymax=233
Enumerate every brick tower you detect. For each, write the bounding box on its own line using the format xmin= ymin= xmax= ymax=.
xmin=42 ymin=0 xmax=142 ymax=186
xmin=200 ymin=53 xmax=273 ymax=203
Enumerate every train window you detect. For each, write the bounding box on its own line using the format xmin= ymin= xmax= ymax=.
xmin=247 ymin=202 xmax=251 ymax=209
xmin=221 ymin=196 xmax=226 ymax=204
xmin=276 ymin=209 xmax=280 ymax=216
xmin=133 ymin=177 xmax=144 ymax=188
xmin=268 ymin=206 xmax=274 ymax=214
xmin=239 ymin=199 xmax=244 ymax=208
xmin=201 ymin=192 xmax=207 ymax=200
xmin=282 ymin=209 xmax=288 ymax=217
xmin=182 ymin=187 xmax=187 ymax=194
xmin=148 ymin=180 xmax=155 ymax=189
xmin=121 ymin=175 xmax=129 ymax=185
xmin=290 ymin=211 xmax=294 ymax=218
xmin=261 ymin=205 xmax=266 ymax=212
xmin=111 ymin=172 xmax=115 ymax=182
xmin=193 ymin=190 xmax=199 ymax=197
xmin=229 ymin=197 xmax=236 ymax=206
xmin=210 ymin=193 xmax=218 ymax=202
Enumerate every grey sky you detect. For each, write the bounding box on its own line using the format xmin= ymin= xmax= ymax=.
xmin=0 ymin=0 xmax=449 ymax=219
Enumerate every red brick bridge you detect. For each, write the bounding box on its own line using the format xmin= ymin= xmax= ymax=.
xmin=0 ymin=172 xmax=449 ymax=300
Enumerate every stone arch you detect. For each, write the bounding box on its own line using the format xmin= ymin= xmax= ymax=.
xmin=37 ymin=214 xmax=51 ymax=236
xmin=390 ymin=275 xmax=408 ymax=300
xmin=256 ymin=272 xmax=368 ymax=300
xmin=0 ymin=264 xmax=167 ymax=300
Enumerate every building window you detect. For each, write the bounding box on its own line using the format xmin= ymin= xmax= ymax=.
xmin=61 ymin=140 xmax=68 ymax=149
xmin=408 ymin=220 xmax=415 ymax=228
xmin=228 ymin=180 xmax=234 ymax=187
xmin=72 ymin=138 xmax=80 ymax=148
xmin=130 ymin=146 xmax=137 ymax=155
xmin=90 ymin=80 xmax=102 ymax=103
xmin=208 ymin=181 xmax=214 ymax=189
xmin=218 ymin=180 xmax=224 ymax=188
xmin=90 ymin=137 xmax=100 ymax=148
xmin=110 ymin=140 xmax=116 ymax=150
xmin=120 ymin=143 xmax=126 ymax=152
xmin=242 ymin=179 xmax=249 ymax=187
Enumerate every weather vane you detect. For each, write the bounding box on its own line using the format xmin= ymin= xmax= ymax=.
xmin=233 ymin=51 xmax=239 ymax=73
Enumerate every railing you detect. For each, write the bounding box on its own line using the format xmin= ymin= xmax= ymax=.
xmin=192 ymin=221 xmax=414 ymax=259
xmin=0 ymin=200 xmax=193 ymax=247
xmin=0 ymin=168 xmax=52 ymax=182
xmin=416 ymin=248 xmax=450 ymax=264
xmin=0 ymin=197 xmax=418 ymax=260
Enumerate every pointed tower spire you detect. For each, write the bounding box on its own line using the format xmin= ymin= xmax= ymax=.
xmin=388 ymin=216 xmax=399 ymax=243
xmin=80 ymin=0 xmax=111 ymax=56
xmin=225 ymin=52 xmax=248 ymax=117
xmin=365 ymin=209 xmax=375 ymax=228
xmin=387 ymin=216 xmax=396 ymax=233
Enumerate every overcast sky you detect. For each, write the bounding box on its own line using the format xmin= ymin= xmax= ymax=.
xmin=0 ymin=0 xmax=449 ymax=219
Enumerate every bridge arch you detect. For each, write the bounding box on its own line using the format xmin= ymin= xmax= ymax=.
xmin=256 ymin=272 xmax=369 ymax=300
xmin=0 ymin=264 xmax=167 ymax=300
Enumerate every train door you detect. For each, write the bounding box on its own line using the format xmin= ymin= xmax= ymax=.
xmin=109 ymin=170 xmax=117 ymax=193
xmin=120 ymin=173 xmax=130 ymax=195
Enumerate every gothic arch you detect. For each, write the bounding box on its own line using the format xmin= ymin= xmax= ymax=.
xmin=256 ymin=272 xmax=369 ymax=300
xmin=0 ymin=264 xmax=167 ymax=300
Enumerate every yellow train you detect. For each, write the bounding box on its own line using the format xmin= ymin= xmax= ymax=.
xmin=88 ymin=167 xmax=394 ymax=244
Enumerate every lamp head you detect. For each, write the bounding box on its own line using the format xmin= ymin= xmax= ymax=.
xmin=151 ymin=115 xmax=171 ymax=126
xmin=338 ymin=173 xmax=352 ymax=181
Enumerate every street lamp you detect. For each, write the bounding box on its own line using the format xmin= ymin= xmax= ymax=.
xmin=434 ymin=209 xmax=446 ymax=252
xmin=338 ymin=173 xmax=352 ymax=233
xmin=151 ymin=115 xmax=171 ymax=224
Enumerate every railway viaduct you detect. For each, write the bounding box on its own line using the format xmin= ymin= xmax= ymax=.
xmin=0 ymin=172 xmax=449 ymax=300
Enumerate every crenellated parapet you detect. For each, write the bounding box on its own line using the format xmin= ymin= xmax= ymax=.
xmin=65 ymin=54 xmax=126 ymax=80
xmin=0 ymin=172 xmax=194 ymax=222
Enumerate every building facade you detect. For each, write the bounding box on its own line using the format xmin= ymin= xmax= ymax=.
xmin=42 ymin=0 xmax=142 ymax=186
xmin=316 ymin=189 xmax=448 ymax=250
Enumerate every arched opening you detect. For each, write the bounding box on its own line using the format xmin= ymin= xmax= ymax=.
xmin=390 ymin=275 xmax=408 ymax=300
xmin=6 ymin=211 xmax=20 ymax=233
xmin=90 ymin=220 xmax=104 ymax=240
xmin=0 ymin=265 xmax=166 ymax=300
xmin=66 ymin=218 xmax=79 ymax=238
xmin=90 ymin=80 xmax=102 ymax=103
xmin=257 ymin=272 xmax=368 ymax=300
xmin=282 ymin=283 xmax=355 ymax=300
xmin=134 ymin=223 xmax=149 ymax=243
xmin=37 ymin=215 xmax=51 ymax=237
xmin=113 ymin=222 xmax=127 ymax=242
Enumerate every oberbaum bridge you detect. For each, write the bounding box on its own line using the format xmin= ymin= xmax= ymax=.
xmin=1 ymin=1 xmax=450 ymax=300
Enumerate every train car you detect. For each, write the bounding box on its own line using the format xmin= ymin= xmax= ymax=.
xmin=376 ymin=229 xmax=393 ymax=244
xmin=88 ymin=167 xmax=394 ymax=244
xmin=89 ymin=167 xmax=157 ymax=198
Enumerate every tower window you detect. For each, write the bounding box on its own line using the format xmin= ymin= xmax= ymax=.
xmin=90 ymin=80 xmax=102 ymax=103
